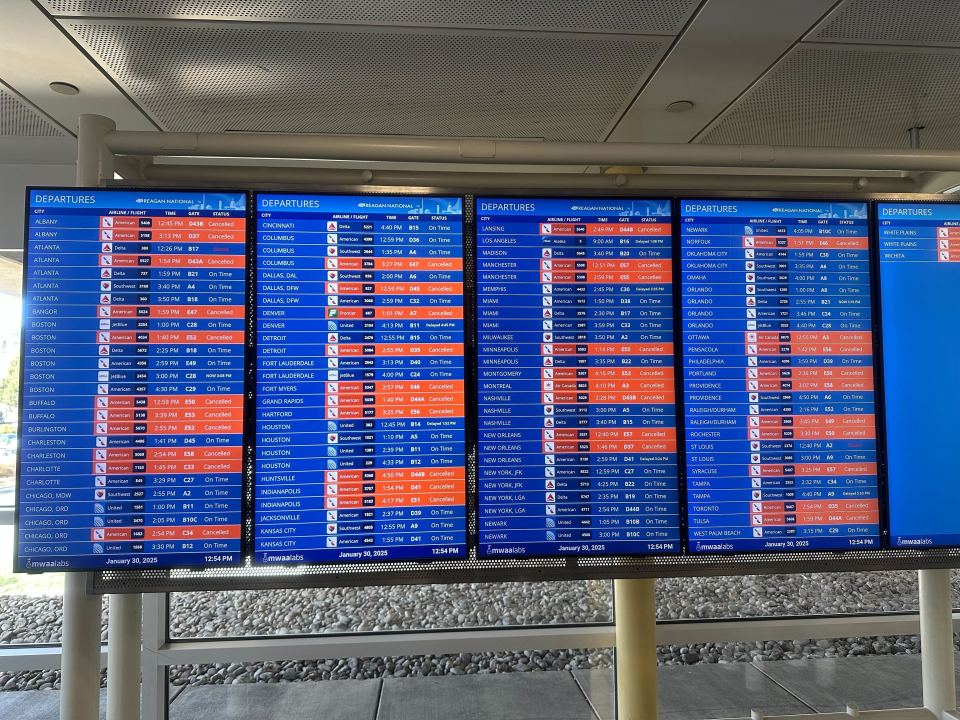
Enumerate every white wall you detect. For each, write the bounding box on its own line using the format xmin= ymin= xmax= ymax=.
xmin=0 ymin=162 xmax=75 ymax=253
xmin=0 ymin=163 xmax=75 ymax=295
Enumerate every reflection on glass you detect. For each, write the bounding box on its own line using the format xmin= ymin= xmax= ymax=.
xmin=1 ymin=292 xmax=69 ymax=647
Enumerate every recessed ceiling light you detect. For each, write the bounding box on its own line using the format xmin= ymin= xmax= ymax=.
xmin=49 ymin=82 xmax=80 ymax=96
xmin=665 ymin=100 xmax=695 ymax=113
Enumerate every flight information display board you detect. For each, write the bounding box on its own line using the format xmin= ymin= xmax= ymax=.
xmin=680 ymin=199 xmax=881 ymax=553
xmin=476 ymin=197 xmax=680 ymax=558
xmin=17 ymin=189 xmax=247 ymax=571
xmin=253 ymin=193 xmax=468 ymax=564
xmin=878 ymin=202 xmax=960 ymax=548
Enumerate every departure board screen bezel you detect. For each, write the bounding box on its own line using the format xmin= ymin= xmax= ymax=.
xmin=16 ymin=186 xmax=250 ymax=573
xmin=250 ymin=190 xmax=473 ymax=566
xmin=873 ymin=198 xmax=960 ymax=551
xmin=677 ymin=197 xmax=886 ymax=555
xmin=474 ymin=195 xmax=681 ymax=559
xmin=68 ymin=187 xmax=960 ymax=594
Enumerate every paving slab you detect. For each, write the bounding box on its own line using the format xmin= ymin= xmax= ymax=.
xmin=755 ymin=655 xmax=924 ymax=712
xmin=0 ymin=689 xmax=106 ymax=720
xmin=572 ymin=669 xmax=615 ymax=720
xmin=576 ymin=664 xmax=813 ymax=720
xmin=169 ymin=680 xmax=380 ymax=720
xmin=378 ymin=671 xmax=598 ymax=720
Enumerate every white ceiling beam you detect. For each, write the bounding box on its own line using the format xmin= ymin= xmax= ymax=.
xmin=38 ymin=1 xmax=695 ymax=36
xmin=914 ymin=172 xmax=960 ymax=194
xmin=605 ymin=0 xmax=839 ymax=143
xmin=103 ymin=130 xmax=960 ymax=172
xmin=0 ymin=0 xmax=157 ymax=138
xmin=138 ymin=162 xmax=917 ymax=193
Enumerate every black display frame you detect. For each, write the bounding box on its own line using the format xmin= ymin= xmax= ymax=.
xmin=676 ymin=196 xmax=888 ymax=556
xmin=7 ymin=185 xmax=955 ymax=594
xmin=871 ymin=197 xmax=960 ymax=552
xmin=473 ymin=194 xmax=684 ymax=560
xmin=15 ymin=186 xmax=252 ymax=573
xmin=247 ymin=190 xmax=475 ymax=567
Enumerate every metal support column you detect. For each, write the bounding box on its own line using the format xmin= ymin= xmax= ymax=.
xmin=76 ymin=114 xmax=116 ymax=187
xmin=60 ymin=113 xmax=117 ymax=720
xmin=919 ymin=569 xmax=956 ymax=718
xmin=140 ymin=593 xmax=169 ymax=720
xmin=60 ymin=574 xmax=102 ymax=720
xmin=80 ymin=112 xmax=147 ymax=720
xmin=614 ymin=578 xmax=658 ymax=720
xmin=106 ymin=594 xmax=142 ymax=720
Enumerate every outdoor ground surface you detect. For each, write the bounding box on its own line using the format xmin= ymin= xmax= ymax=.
xmin=0 ymin=655 xmax=950 ymax=719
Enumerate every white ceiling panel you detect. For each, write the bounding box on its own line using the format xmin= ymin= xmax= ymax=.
xmin=0 ymin=85 xmax=68 ymax=137
xmin=64 ymin=21 xmax=668 ymax=141
xmin=0 ymin=0 xmax=157 ymax=139
xmin=43 ymin=0 xmax=699 ymax=34
xmin=813 ymin=0 xmax=960 ymax=47
xmin=698 ymin=45 xmax=960 ymax=149
xmin=608 ymin=0 xmax=837 ymax=142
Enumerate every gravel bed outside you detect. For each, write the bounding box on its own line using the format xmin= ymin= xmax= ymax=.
xmin=0 ymin=571 xmax=955 ymax=691
xmin=163 ymin=571 xmax=934 ymax=638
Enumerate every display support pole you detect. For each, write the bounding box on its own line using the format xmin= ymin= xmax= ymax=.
xmin=76 ymin=114 xmax=115 ymax=188
xmin=614 ymin=578 xmax=658 ymax=720
xmin=106 ymin=594 xmax=142 ymax=720
xmin=61 ymin=114 xmax=117 ymax=720
xmin=60 ymin=574 xmax=102 ymax=720
xmin=140 ymin=593 xmax=169 ymax=720
xmin=78 ymin=113 xmax=146 ymax=720
xmin=919 ymin=569 xmax=956 ymax=718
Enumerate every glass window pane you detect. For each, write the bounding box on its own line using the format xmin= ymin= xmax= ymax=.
xmin=169 ymin=647 xmax=615 ymax=686
xmin=656 ymin=573 xmax=921 ymax=620
xmin=0 ymin=289 xmax=75 ymax=648
xmin=169 ymin=581 xmax=614 ymax=639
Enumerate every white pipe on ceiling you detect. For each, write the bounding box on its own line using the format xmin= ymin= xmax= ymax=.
xmin=106 ymin=131 xmax=960 ymax=172
xmin=140 ymin=162 xmax=917 ymax=192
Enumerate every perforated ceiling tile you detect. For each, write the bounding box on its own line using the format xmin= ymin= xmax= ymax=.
xmin=65 ymin=22 xmax=666 ymax=140
xmin=698 ymin=46 xmax=960 ymax=149
xmin=0 ymin=86 xmax=67 ymax=137
xmin=45 ymin=0 xmax=697 ymax=34
xmin=813 ymin=0 xmax=960 ymax=46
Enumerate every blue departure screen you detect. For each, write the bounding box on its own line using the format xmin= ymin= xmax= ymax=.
xmin=253 ymin=193 xmax=468 ymax=564
xmin=476 ymin=197 xmax=680 ymax=558
xmin=878 ymin=202 xmax=960 ymax=548
xmin=680 ymin=200 xmax=881 ymax=553
xmin=17 ymin=189 xmax=248 ymax=571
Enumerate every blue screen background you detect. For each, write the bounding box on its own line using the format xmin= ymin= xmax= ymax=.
xmin=879 ymin=203 xmax=960 ymax=546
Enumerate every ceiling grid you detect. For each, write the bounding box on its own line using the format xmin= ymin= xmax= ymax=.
xmin=63 ymin=20 xmax=668 ymax=140
xmin=697 ymin=45 xmax=960 ymax=148
xmin=695 ymin=1 xmax=960 ymax=147
xmin=0 ymin=84 xmax=69 ymax=137
xmin=812 ymin=0 xmax=960 ymax=47
xmin=1 ymin=1 xmax=959 ymax=157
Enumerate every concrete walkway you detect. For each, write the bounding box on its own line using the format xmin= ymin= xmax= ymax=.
xmin=0 ymin=654 xmax=933 ymax=720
